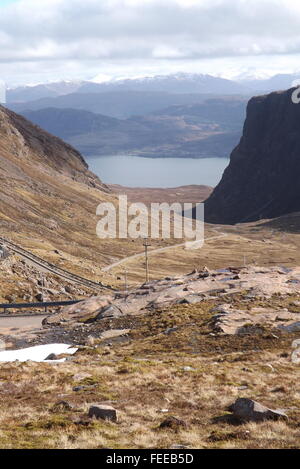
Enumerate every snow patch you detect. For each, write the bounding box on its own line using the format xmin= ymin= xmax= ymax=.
xmin=0 ymin=344 xmax=78 ymax=363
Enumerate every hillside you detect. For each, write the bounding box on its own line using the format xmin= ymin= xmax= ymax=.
xmin=205 ymin=88 xmax=300 ymax=224
xmin=0 ymin=105 xmax=142 ymax=291
xmin=20 ymin=98 xmax=246 ymax=158
xmin=8 ymin=91 xmax=215 ymax=119
xmin=0 ymin=105 xmax=221 ymax=300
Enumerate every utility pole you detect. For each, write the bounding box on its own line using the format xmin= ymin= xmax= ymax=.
xmin=40 ymin=273 xmax=45 ymax=302
xmin=143 ymin=238 xmax=151 ymax=283
xmin=123 ymin=268 xmax=128 ymax=300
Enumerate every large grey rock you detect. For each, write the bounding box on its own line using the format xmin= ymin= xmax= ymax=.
xmin=88 ymin=405 xmax=117 ymax=422
xmin=278 ymin=322 xmax=300 ymax=333
xmin=43 ymin=295 xmax=113 ymax=325
xmin=229 ymin=398 xmax=288 ymax=422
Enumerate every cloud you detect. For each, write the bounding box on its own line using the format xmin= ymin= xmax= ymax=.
xmin=1 ymin=0 xmax=300 ymax=84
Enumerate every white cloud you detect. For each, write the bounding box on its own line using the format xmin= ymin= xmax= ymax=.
xmin=1 ymin=0 xmax=300 ymax=85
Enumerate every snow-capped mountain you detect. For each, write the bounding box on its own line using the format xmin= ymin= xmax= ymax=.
xmin=8 ymin=71 xmax=300 ymax=105
xmin=81 ymin=72 xmax=248 ymax=95
xmin=7 ymin=80 xmax=85 ymax=103
xmin=6 ymin=73 xmax=249 ymax=103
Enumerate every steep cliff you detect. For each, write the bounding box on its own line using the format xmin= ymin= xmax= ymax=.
xmin=205 ymin=88 xmax=300 ymax=224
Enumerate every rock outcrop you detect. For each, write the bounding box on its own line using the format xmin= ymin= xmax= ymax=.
xmin=205 ymin=88 xmax=300 ymax=224
xmin=45 ymin=265 xmax=300 ymax=332
xmin=43 ymin=296 xmax=114 ymax=325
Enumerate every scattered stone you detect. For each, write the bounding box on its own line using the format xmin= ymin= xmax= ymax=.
xmin=169 ymin=444 xmax=189 ymax=449
xmin=271 ymin=386 xmax=286 ymax=393
xmin=72 ymin=373 xmax=92 ymax=381
xmin=228 ymin=398 xmax=288 ymax=422
xmin=86 ymin=336 xmax=95 ymax=346
xmin=45 ymin=353 xmax=58 ymax=361
xmin=73 ymin=415 xmax=91 ymax=426
xmin=52 ymin=401 xmax=74 ymax=413
xmin=159 ymin=416 xmax=187 ymax=431
xmin=88 ymin=405 xmax=117 ymax=422
xmin=163 ymin=327 xmax=178 ymax=335
xmin=182 ymin=366 xmax=195 ymax=372
xmin=100 ymin=329 xmax=130 ymax=340
xmin=73 ymin=384 xmax=97 ymax=392
xmin=35 ymin=293 xmax=44 ymax=302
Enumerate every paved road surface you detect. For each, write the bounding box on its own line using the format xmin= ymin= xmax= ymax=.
xmin=0 ymin=315 xmax=47 ymax=343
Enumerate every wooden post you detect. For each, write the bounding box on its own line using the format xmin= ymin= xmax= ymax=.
xmin=123 ymin=268 xmax=128 ymax=302
xmin=143 ymin=238 xmax=151 ymax=283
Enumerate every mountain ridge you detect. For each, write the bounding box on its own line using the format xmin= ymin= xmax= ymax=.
xmin=20 ymin=98 xmax=246 ymax=158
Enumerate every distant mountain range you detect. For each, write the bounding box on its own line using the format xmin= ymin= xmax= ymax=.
xmin=9 ymin=91 xmax=221 ymax=119
xmin=7 ymin=71 xmax=299 ymax=160
xmin=240 ymin=73 xmax=300 ymax=92
xmin=7 ymin=72 xmax=300 ymax=105
xmin=7 ymin=73 xmax=250 ymax=104
xmin=21 ymin=97 xmax=246 ymax=159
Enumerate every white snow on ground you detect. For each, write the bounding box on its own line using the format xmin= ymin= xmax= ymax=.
xmin=0 ymin=344 xmax=78 ymax=363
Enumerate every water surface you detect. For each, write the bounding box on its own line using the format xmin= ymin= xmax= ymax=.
xmin=87 ymin=155 xmax=229 ymax=187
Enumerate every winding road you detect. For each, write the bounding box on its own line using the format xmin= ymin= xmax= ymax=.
xmin=102 ymin=232 xmax=229 ymax=272
xmin=0 ymin=236 xmax=114 ymax=292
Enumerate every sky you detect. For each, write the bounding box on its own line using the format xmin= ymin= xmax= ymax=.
xmin=1 ymin=0 xmax=300 ymax=86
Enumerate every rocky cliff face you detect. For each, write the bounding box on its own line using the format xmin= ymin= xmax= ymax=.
xmin=205 ymin=88 xmax=300 ymax=224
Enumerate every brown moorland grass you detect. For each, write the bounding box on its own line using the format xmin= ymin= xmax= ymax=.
xmin=0 ymin=294 xmax=299 ymax=449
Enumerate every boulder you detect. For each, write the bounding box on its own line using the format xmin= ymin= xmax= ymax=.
xmin=88 ymin=405 xmax=117 ymax=422
xmin=43 ymin=295 xmax=114 ymax=325
xmin=228 ymin=398 xmax=288 ymax=422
